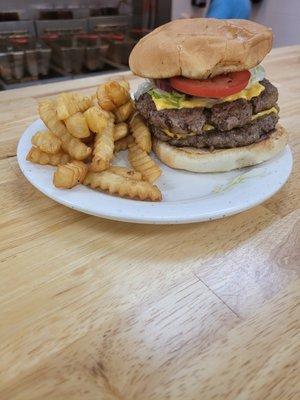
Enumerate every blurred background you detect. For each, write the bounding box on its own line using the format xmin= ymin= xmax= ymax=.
xmin=0 ymin=0 xmax=298 ymax=90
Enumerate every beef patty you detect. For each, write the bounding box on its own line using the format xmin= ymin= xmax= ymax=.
xmin=136 ymin=96 xmax=206 ymax=134
xmin=252 ymin=79 xmax=278 ymax=113
xmin=151 ymin=113 xmax=279 ymax=149
xmin=136 ymin=79 xmax=278 ymax=134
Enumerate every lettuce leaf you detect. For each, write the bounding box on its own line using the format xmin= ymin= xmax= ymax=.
xmin=247 ymin=65 xmax=265 ymax=88
xmin=148 ymin=88 xmax=186 ymax=108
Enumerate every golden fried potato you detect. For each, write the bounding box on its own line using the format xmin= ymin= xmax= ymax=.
xmin=72 ymin=93 xmax=91 ymax=112
xmin=90 ymin=119 xmax=114 ymax=172
xmin=114 ymin=122 xmax=129 ymax=141
xmin=35 ymin=86 xmax=163 ymax=200
xmin=114 ymin=135 xmax=134 ymax=152
xmin=38 ymin=99 xmax=91 ymax=160
xmin=84 ymin=106 xmax=109 ymax=134
xmin=53 ymin=161 xmax=88 ymax=189
xmin=119 ymin=80 xmax=130 ymax=91
xmin=128 ymin=142 xmax=162 ymax=183
xmin=31 ymin=130 xmax=61 ymax=154
xmin=109 ymin=166 xmax=142 ymax=181
xmin=105 ymin=81 xmax=130 ymax=107
xmin=130 ymin=114 xmax=151 ymax=153
xmin=38 ymin=99 xmax=67 ymax=137
xmin=65 ymin=112 xmax=90 ymax=138
xmin=91 ymin=94 xmax=100 ymax=108
xmin=97 ymin=80 xmax=131 ymax=111
xmin=65 ymin=138 xmax=92 ymax=161
xmin=84 ymin=171 xmax=162 ymax=201
xmin=26 ymin=146 xmax=70 ymax=166
xmin=56 ymin=92 xmax=79 ymax=120
xmin=114 ymin=100 xmax=135 ymax=122
xmin=97 ymin=84 xmax=115 ymax=111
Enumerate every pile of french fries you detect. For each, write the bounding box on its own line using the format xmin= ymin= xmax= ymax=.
xmin=26 ymin=80 xmax=162 ymax=201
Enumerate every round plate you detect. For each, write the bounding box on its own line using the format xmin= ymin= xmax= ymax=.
xmin=17 ymin=119 xmax=293 ymax=224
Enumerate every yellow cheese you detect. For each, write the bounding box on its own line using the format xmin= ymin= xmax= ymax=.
xmin=251 ymin=107 xmax=278 ymax=121
xmin=162 ymin=107 xmax=278 ymax=139
xmin=203 ymin=124 xmax=214 ymax=131
xmin=222 ymin=83 xmax=265 ymax=103
xmin=162 ymin=129 xmax=197 ymax=139
xmin=162 ymin=124 xmax=213 ymax=139
xmin=151 ymin=82 xmax=265 ymax=111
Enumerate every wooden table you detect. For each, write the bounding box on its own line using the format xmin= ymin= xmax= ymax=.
xmin=0 ymin=45 xmax=299 ymax=400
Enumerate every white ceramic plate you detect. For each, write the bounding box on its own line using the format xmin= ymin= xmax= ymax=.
xmin=17 ymin=119 xmax=292 ymax=224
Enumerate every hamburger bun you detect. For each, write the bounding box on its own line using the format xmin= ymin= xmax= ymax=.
xmin=153 ymin=125 xmax=288 ymax=173
xmin=129 ymin=18 xmax=273 ymax=80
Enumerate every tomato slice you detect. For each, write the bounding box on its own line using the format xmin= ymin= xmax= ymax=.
xmin=170 ymin=71 xmax=251 ymax=99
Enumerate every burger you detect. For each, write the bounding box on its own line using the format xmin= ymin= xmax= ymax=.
xmin=129 ymin=18 xmax=288 ymax=172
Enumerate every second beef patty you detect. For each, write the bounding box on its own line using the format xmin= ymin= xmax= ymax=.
xmin=151 ymin=113 xmax=279 ymax=149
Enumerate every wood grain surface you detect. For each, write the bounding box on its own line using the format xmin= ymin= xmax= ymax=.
xmin=0 ymin=45 xmax=299 ymax=400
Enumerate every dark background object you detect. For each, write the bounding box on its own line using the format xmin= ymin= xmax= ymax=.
xmin=90 ymin=8 xmax=119 ymax=17
xmin=0 ymin=0 xmax=175 ymax=89
xmin=191 ymin=0 xmax=207 ymax=8
xmin=132 ymin=0 xmax=172 ymax=30
xmin=39 ymin=10 xmax=73 ymax=20
xmin=0 ymin=12 xmax=20 ymax=21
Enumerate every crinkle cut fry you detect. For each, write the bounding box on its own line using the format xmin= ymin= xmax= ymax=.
xmin=91 ymin=119 xmax=114 ymax=171
xmin=38 ymin=99 xmax=91 ymax=160
xmin=26 ymin=146 xmax=70 ymax=166
xmin=130 ymin=113 xmax=151 ymax=153
xmin=56 ymin=92 xmax=79 ymax=120
xmin=114 ymin=100 xmax=135 ymax=122
xmin=53 ymin=161 xmax=88 ymax=189
xmin=65 ymin=112 xmax=90 ymax=139
xmin=114 ymin=135 xmax=134 ymax=152
xmin=97 ymin=84 xmax=116 ymax=111
xmin=72 ymin=93 xmax=92 ymax=112
xmin=97 ymin=80 xmax=130 ymax=111
xmin=109 ymin=166 xmax=142 ymax=181
xmin=114 ymin=122 xmax=129 ymax=141
xmin=31 ymin=130 xmax=61 ymax=154
xmin=84 ymin=171 xmax=162 ymax=201
xmin=128 ymin=142 xmax=162 ymax=183
xmin=84 ymin=106 xmax=110 ymax=134
xmin=38 ymin=99 xmax=67 ymax=137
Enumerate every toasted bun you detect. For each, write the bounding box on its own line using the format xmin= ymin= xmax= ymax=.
xmin=129 ymin=18 xmax=273 ymax=79
xmin=153 ymin=125 xmax=288 ymax=173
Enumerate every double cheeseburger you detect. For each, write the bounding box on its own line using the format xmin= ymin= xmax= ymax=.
xmin=129 ymin=18 xmax=288 ymax=172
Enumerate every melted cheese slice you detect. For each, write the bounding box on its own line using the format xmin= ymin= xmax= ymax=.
xmin=162 ymin=107 xmax=278 ymax=139
xmin=203 ymin=124 xmax=214 ymax=131
xmin=162 ymin=124 xmax=214 ymax=138
xmin=151 ymin=82 xmax=265 ymax=111
xmin=251 ymin=107 xmax=278 ymax=121
xmin=162 ymin=130 xmax=197 ymax=139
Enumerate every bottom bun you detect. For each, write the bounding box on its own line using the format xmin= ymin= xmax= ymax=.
xmin=153 ymin=125 xmax=288 ymax=173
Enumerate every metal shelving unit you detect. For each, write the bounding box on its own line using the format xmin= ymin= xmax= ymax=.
xmin=0 ymin=12 xmax=133 ymax=90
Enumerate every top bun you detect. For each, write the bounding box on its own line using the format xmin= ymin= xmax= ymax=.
xmin=129 ymin=18 xmax=273 ymax=79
